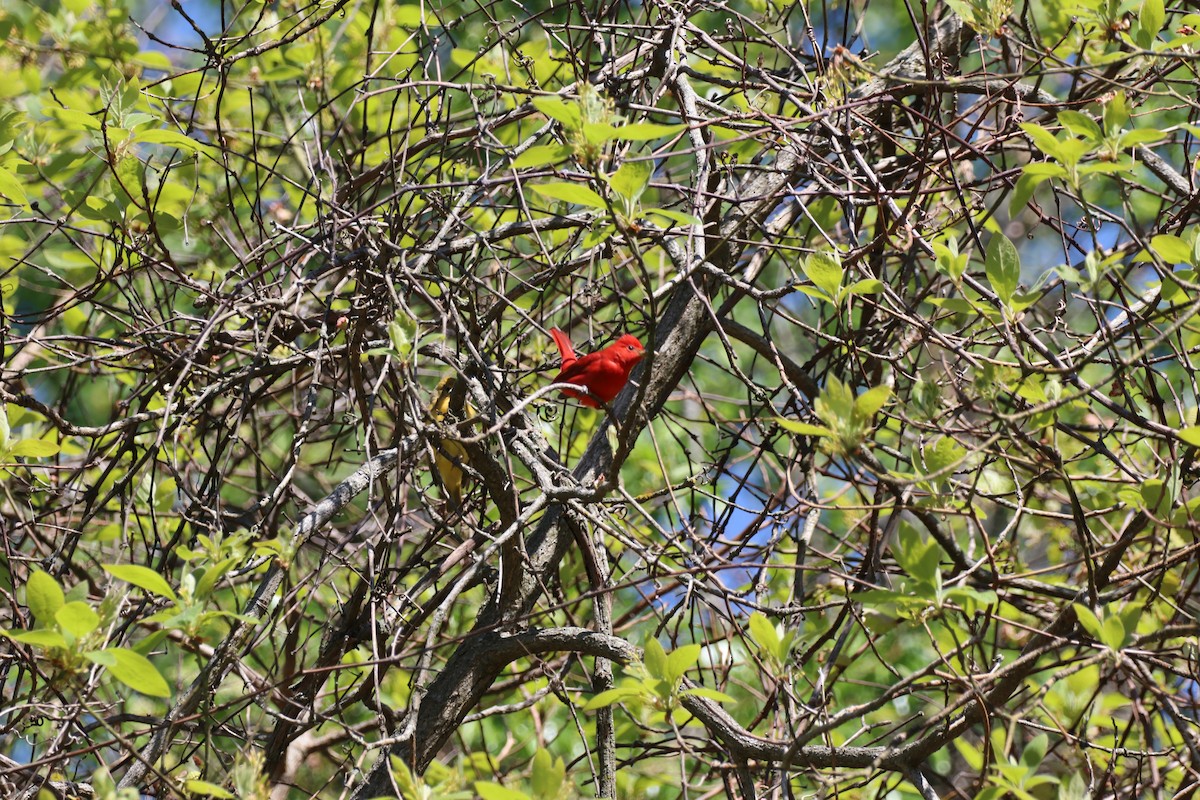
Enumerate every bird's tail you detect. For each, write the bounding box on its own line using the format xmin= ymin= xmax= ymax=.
xmin=548 ymin=328 xmax=577 ymax=366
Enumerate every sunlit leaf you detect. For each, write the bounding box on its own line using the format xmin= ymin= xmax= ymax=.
xmin=3 ymin=628 xmax=69 ymax=649
xmin=1151 ymin=235 xmax=1193 ymax=265
xmin=55 ymin=602 xmax=99 ymax=638
xmin=183 ymin=779 xmax=235 ymax=798
xmin=104 ymin=564 xmax=178 ymax=601
xmin=511 ymin=144 xmax=572 ymax=169
xmin=531 ymin=182 xmax=607 ymax=209
xmin=0 ymin=167 xmax=26 ymax=205
xmin=86 ymin=647 xmax=171 ymax=698
xmin=532 ymin=97 xmax=581 ymax=128
xmin=26 ymin=571 xmax=65 ymax=627
xmin=611 ymin=122 xmax=686 ymax=140
xmin=776 ymin=419 xmax=832 ymax=437
xmin=10 ymin=439 xmax=60 ymax=457
xmin=985 ymin=233 xmax=1020 ymax=304
xmin=607 ymin=159 xmax=653 ymax=203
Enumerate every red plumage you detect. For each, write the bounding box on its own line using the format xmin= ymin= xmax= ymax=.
xmin=548 ymin=328 xmax=645 ymax=408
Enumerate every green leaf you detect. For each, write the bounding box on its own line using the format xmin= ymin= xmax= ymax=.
xmin=1138 ymin=0 xmax=1164 ymax=47
xmin=664 ymin=644 xmax=701 ymax=685
xmin=511 ymin=144 xmax=572 ymax=169
xmin=845 ymin=278 xmax=883 ymax=295
xmin=1171 ymin=494 xmax=1200 ymax=527
xmin=475 ymin=782 xmax=531 ymax=800
xmin=646 ymin=208 xmax=702 ymax=226
xmin=1100 ymin=614 xmax=1127 ymax=650
xmin=581 ymin=122 xmax=619 ymax=144
xmin=529 ymin=749 xmax=565 ymax=800
xmin=944 ymin=586 xmax=998 ymax=614
xmin=954 ymin=737 xmax=986 ymax=771
xmin=10 ymin=439 xmax=59 ymax=457
xmin=389 ymin=755 xmax=424 ymax=800
xmin=1117 ymin=603 xmax=1145 ymax=645
xmin=580 ymin=225 xmax=614 ymax=250
xmin=1178 ymin=427 xmax=1200 ymax=447
xmin=26 ymin=571 xmax=65 ymax=626
xmin=531 ymin=96 xmax=581 ymax=129
xmin=183 ymin=780 xmax=235 ymax=799
xmin=1019 ymin=123 xmax=1062 ymax=160
xmin=1103 ymin=93 xmax=1130 ymax=135
xmin=1010 ymin=171 xmax=1052 ymax=215
xmin=55 ymin=602 xmax=99 ymax=638
xmin=103 ymin=563 xmax=178 ymax=601
xmin=855 ymin=384 xmax=892 ymax=416
xmin=1056 ymin=111 xmax=1101 ymax=141
xmin=153 ymin=477 xmax=177 ymax=513
xmin=1119 ymin=128 xmax=1165 ymax=147
xmin=795 ymin=285 xmax=834 ymax=304
xmin=680 ymin=686 xmax=736 ymax=703
xmin=893 ymin=526 xmax=932 ymax=576
xmin=195 ymin=557 xmax=238 ymax=600
xmin=748 ymin=612 xmax=780 ymax=655
xmin=776 ymin=419 xmax=832 ymax=437
xmin=86 ymin=647 xmax=171 ymax=697
xmin=1138 ymin=479 xmax=1172 ymax=516
xmin=133 ymin=129 xmax=201 ymax=154
xmin=531 ymin=182 xmax=607 ymax=209
xmin=393 ymin=5 xmax=427 ymax=27
xmin=923 ymin=437 xmax=966 ymax=476
xmin=583 ymin=686 xmax=643 ymax=710
xmin=385 ymin=310 xmax=418 ymax=362
xmin=943 ymin=0 xmax=979 ymax=28
xmin=79 ymin=195 xmax=123 ymax=224
xmin=0 ymin=167 xmax=27 ymax=205
xmin=3 ymin=628 xmax=69 ymax=649
xmin=1073 ymin=603 xmax=1103 ymax=640
xmin=1055 ymin=137 xmax=1093 ymax=167
xmin=50 ymin=108 xmax=101 ymax=131
xmin=1021 ymin=733 xmax=1049 ymax=768
xmin=1077 ymin=160 xmax=1134 ymax=176
xmin=985 ymin=233 xmax=1020 ymax=304
xmin=643 ymin=638 xmax=667 ymax=680
xmin=897 ymin=527 xmax=942 ymax=585
xmin=815 ymin=376 xmax=855 ymax=424
xmin=607 ymin=159 xmax=653 ymax=203
xmin=1151 ymin=235 xmax=1193 ymax=265
xmin=610 ymin=122 xmax=686 ymax=141
xmin=1022 ymin=162 xmax=1069 ymax=178
xmin=804 ymin=252 xmax=843 ymax=299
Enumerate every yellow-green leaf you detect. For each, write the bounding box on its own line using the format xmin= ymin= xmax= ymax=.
xmin=103 ymin=563 xmax=178 ymax=601
xmin=183 ymin=779 xmax=235 ymax=799
xmin=86 ymin=647 xmax=171 ymax=698
xmin=26 ymin=571 xmax=65 ymax=626
xmin=511 ymin=144 xmax=572 ymax=169
xmin=1177 ymin=427 xmax=1200 ymax=447
xmin=531 ymin=181 xmax=607 ymax=209
xmin=0 ymin=167 xmax=26 ymax=205
xmin=776 ymin=419 xmax=832 ymax=437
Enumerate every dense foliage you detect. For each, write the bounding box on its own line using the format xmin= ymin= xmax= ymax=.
xmin=2 ymin=0 xmax=1200 ymax=797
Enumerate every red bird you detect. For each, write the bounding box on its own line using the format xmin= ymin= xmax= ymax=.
xmin=548 ymin=328 xmax=646 ymax=408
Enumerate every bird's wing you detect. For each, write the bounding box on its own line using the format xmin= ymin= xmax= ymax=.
xmin=556 ymin=351 xmax=624 ymax=383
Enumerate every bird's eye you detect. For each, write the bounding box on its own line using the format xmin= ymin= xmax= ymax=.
xmin=627 ymin=345 xmax=635 ymax=350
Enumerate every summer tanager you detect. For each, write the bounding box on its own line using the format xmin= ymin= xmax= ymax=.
xmin=548 ymin=328 xmax=645 ymax=408
xmin=428 ymin=375 xmax=474 ymax=506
